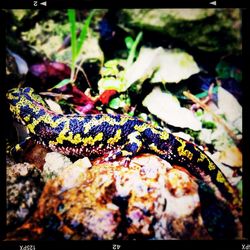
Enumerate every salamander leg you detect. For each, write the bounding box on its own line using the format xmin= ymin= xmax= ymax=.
xmin=7 ymin=136 xmax=32 ymax=159
xmin=106 ymin=150 xmax=122 ymax=161
xmin=106 ymin=131 xmax=143 ymax=167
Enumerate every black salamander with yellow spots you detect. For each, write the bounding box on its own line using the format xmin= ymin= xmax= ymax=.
xmin=6 ymin=87 xmax=241 ymax=212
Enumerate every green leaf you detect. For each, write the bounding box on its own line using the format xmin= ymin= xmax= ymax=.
xmin=109 ymin=97 xmax=121 ymax=109
xmin=202 ymin=120 xmax=217 ymax=130
xmin=67 ymin=9 xmax=77 ymax=62
xmin=125 ymin=36 xmax=134 ymax=50
xmin=216 ymin=60 xmax=242 ymax=82
xmin=104 ymin=59 xmax=123 ymax=68
xmin=67 ymin=9 xmax=95 ymax=83
xmin=76 ymin=10 xmax=95 ymax=56
xmin=128 ymin=111 xmax=135 ymax=116
xmin=50 ymin=78 xmax=72 ymax=90
xmin=102 ymin=68 xmax=119 ymax=77
xmin=138 ymin=113 xmax=148 ymax=122
xmin=195 ymin=109 xmax=203 ymax=117
xmin=126 ymin=31 xmax=143 ymax=67
xmin=237 ymin=180 xmax=242 ymax=198
xmin=98 ymin=77 xmax=126 ymax=93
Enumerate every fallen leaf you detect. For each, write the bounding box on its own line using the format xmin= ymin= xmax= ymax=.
xmin=217 ymin=86 xmax=242 ymax=133
xmin=125 ymin=47 xmax=162 ymax=86
xmin=125 ymin=47 xmax=200 ymax=85
xmin=143 ymin=87 xmax=202 ymax=130
xmin=70 ymin=85 xmax=96 ymax=106
xmin=29 ymin=61 xmax=71 ymax=88
xmin=45 ymin=99 xmax=64 ymax=114
xmin=75 ymin=103 xmax=98 ymax=114
xmin=209 ymin=151 xmax=242 ymax=186
xmin=7 ymin=49 xmax=29 ymax=75
xmin=150 ymin=49 xmax=200 ymax=83
xmin=218 ymin=145 xmax=242 ymax=168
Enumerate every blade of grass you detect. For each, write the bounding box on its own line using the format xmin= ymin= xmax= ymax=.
xmin=126 ymin=31 xmax=143 ymax=68
xmin=76 ymin=10 xmax=95 ymax=56
xmin=49 ymin=78 xmax=72 ymax=90
xmin=68 ymin=9 xmax=77 ymax=81
xmin=68 ymin=9 xmax=77 ymax=62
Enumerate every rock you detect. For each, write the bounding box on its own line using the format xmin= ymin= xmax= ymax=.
xmin=6 ymin=154 xmax=241 ymax=240
xmin=119 ymin=9 xmax=241 ymax=53
xmin=6 ymin=162 xmax=44 ymax=231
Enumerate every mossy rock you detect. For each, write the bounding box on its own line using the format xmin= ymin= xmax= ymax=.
xmin=5 ymin=9 xmax=105 ymax=64
xmin=119 ymin=9 xmax=241 ymax=53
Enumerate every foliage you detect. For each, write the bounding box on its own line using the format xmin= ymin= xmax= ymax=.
xmin=51 ymin=9 xmax=95 ymax=89
xmin=125 ymin=32 xmax=143 ymax=68
xmin=68 ymin=9 xmax=95 ymax=81
xmin=98 ymin=31 xmax=143 ymax=93
xmin=6 ymin=9 xmax=242 ymax=198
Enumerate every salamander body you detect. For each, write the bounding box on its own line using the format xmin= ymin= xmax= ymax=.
xmin=6 ymin=87 xmax=241 ymax=212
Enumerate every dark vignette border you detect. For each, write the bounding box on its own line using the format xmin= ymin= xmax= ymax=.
xmin=0 ymin=5 xmax=249 ymax=250
xmin=0 ymin=0 xmax=246 ymax=9
xmin=242 ymin=8 xmax=250 ymax=242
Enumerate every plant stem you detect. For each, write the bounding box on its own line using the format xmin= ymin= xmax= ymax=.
xmin=183 ymin=91 xmax=240 ymax=145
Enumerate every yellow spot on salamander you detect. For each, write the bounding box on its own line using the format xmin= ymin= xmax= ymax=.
xmin=55 ymin=120 xmax=71 ymax=144
xmin=83 ymin=120 xmax=94 ymax=134
xmin=121 ymin=149 xmax=133 ymax=157
xmin=134 ymin=124 xmax=148 ymax=133
xmin=23 ymin=115 xmax=31 ymax=122
xmin=107 ymin=129 xmax=122 ymax=145
xmin=15 ymin=144 xmax=21 ymax=151
xmin=176 ymin=137 xmax=193 ymax=161
xmin=134 ymin=124 xmax=163 ymax=138
xmin=94 ymin=132 xmax=103 ymax=142
xmin=216 ymin=171 xmax=226 ymax=183
xmin=224 ymin=181 xmax=235 ymax=195
xmin=207 ymin=161 xmax=216 ymax=171
xmin=197 ymin=151 xmax=216 ymax=171
xmin=149 ymin=143 xmax=165 ymax=155
xmin=72 ymin=133 xmax=82 ymax=144
xmin=160 ymin=130 xmax=169 ymax=140
xmin=197 ymin=152 xmax=206 ymax=163
xmin=83 ymin=132 xmax=104 ymax=146
xmin=27 ymin=117 xmax=43 ymax=133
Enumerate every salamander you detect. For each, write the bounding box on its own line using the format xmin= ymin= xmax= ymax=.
xmin=6 ymin=87 xmax=242 ymax=213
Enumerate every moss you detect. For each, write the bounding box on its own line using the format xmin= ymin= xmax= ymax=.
xmin=120 ymin=9 xmax=241 ymax=53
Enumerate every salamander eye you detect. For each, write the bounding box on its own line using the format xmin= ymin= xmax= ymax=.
xmin=23 ymin=87 xmax=33 ymax=94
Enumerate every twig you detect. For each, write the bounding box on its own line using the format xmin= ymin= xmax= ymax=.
xmin=74 ymin=61 xmax=92 ymax=88
xmin=183 ymin=91 xmax=240 ymax=145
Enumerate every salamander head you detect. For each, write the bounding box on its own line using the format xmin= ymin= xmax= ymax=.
xmin=7 ymin=87 xmax=34 ymax=103
xmin=6 ymin=87 xmax=46 ymax=125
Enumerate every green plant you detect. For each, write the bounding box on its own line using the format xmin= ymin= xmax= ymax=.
xmin=98 ymin=31 xmax=143 ymax=93
xmin=52 ymin=9 xmax=95 ymax=89
xmin=125 ymin=31 xmax=143 ymax=68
